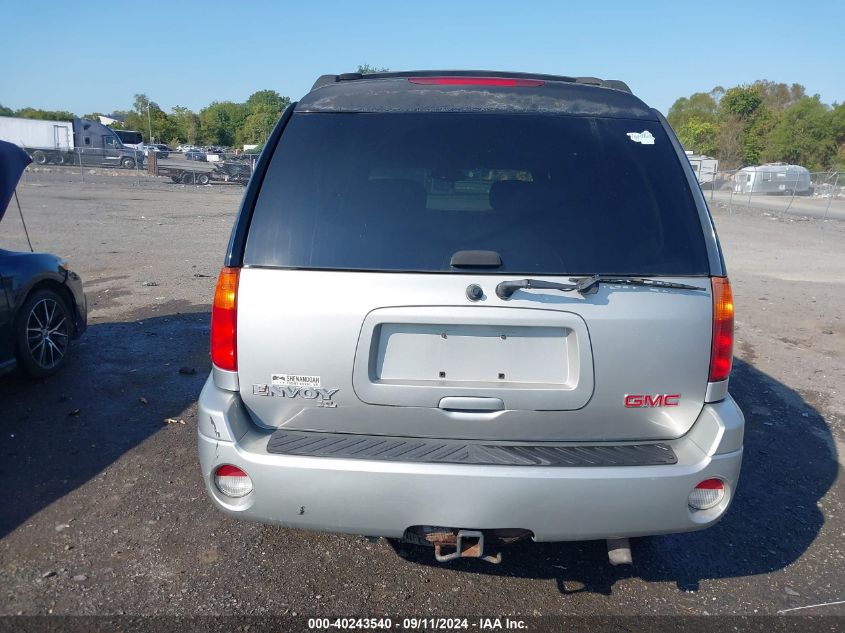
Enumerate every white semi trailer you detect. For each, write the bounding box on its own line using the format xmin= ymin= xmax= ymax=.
xmin=0 ymin=116 xmax=143 ymax=168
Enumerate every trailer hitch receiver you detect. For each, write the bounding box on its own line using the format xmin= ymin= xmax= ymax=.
xmin=433 ymin=530 xmax=502 ymax=564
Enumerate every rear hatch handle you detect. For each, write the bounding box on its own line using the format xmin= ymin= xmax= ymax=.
xmin=439 ymin=397 xmax=504 ymax=412
xmin=450 ymin=250 xmax=502 ymax=269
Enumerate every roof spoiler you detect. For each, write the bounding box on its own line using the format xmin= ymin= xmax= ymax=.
xmin=311 ymin=71 xmax=632 ymax=94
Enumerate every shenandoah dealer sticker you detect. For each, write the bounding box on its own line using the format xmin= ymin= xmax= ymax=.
xmin=626 ymin=130 xmax=655 ymax=145
xmin=272 ymin=373 xmax=321 ymax=388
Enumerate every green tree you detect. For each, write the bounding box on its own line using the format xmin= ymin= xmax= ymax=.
xmin=720 ymin=86 xmax=764 ymax=118
xmin=0 ymin=104 xmax=14 ymax=117
xmin=715 ymin=115 xmax=745 ymax=169
xmin=14 ymin=107 xmax=76 ymax=121
xmin=667 ymin=91 xmax=719 ymax=130
xmin=198 ymin=101 xmax=248 ymax=146
xmin=752 ymin=80 xmax=805 ymax=112
xmin=718 ymin=86 xmax=771 ymax=166
xmin=120 ymin=94 xmax=180 ymax=143
xmin=239 ymin=90 xmax=291 ymax=146
xmin=133 ymin=93 xmax=156 ymax=114
xmin=246 ymin=90 xmax=289 ymax=113
xmin=676 ymin=119 xmax=719 ymax=156
xmin=242 ymin=104 xmax=279 ymax=145
xmin=744 ymin=107 xmax=778 ymax=166
xmin=170 ymin=105 xmax=200 ymax=144
xmin=766 ymin=96 xmax=837 ymax=171
xmin=831 ymin=102 xmax=845 ymax=140
xmin=831 ymin=103 xmax=845 ymax=168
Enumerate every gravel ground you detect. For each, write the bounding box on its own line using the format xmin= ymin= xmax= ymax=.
xmin=0 ymin=170 xmax=843 ymax=618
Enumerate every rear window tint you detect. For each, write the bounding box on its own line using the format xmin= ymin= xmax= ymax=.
xmin=244 ymin=113 xmax=709 ymax=275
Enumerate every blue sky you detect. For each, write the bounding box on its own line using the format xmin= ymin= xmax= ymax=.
xmin=1 ymin=0 xmax=843 ymax=116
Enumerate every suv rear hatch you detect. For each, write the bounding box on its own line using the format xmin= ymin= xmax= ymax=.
xmin=234 ymin=102 xmax=715 ymax=442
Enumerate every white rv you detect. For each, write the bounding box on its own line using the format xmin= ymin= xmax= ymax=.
xmin=734 ymin=163 xmax=812 ymax=195
xmin=685 ymin=152 xmax=719 ymax=188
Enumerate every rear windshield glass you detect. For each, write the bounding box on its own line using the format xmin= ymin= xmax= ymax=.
xmin=244 ymin=113 xmax=709 ymax=274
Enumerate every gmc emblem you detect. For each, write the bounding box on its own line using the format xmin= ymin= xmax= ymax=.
xmin=624 ymin=394 xmax=680 ymax=408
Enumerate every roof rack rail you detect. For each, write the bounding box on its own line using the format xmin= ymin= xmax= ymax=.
xmin=310 ymin=71 xmax=632 ymax=94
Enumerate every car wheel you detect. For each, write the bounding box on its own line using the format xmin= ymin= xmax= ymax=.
xmin=197 ymin=173 xmax=210 ymax=185
xmin=15 ymin=289 xmax=72 ymax=378
xmin=121 ymin=157 xmax=136 ymax=169
xmin=32 ymin=150 xmax=48 ymax=165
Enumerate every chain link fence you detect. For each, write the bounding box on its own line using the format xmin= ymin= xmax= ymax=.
xmin=702 ymin=167 xmax=844 ymax=221
xmin=13 ymin=144 xmax=845 ymax=222
xmin=18 ymin=146 xmax=259 ymax=192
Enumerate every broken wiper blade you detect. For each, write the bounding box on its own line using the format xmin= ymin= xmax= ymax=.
xmin=495 ymin=276 xmax=706 ymax=299
xmin=572 ymin=275 xmax=707 ymax=295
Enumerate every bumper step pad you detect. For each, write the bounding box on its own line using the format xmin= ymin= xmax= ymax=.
xmin=266 ymin=430 xmax=677 ymax=467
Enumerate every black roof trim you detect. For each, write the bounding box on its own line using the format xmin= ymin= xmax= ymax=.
xmin=311 ymin=70 xmax=632 ymax=94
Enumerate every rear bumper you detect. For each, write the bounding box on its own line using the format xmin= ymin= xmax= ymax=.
xmin=197 ymin=377 xmax=744 ymax=542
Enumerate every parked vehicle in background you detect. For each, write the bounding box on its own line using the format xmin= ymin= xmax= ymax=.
xmin=0 ymin=116 xmax=144 ymax=168
xmin=145 ymin=143 xmax=170 ymax=159
xmin=197 ymin=70 xmax=744 ymax=566
xmin=0 ymin=141 xmax=87 ymax=378
xmin=114 ymin=130 xmax=144 ymax=151
xmin=734 ymin=163 xmax=812 ymax=196
xmin=185 ymin=149 xmax=207 ymax=161
xmin=685 ymin=152 xmax=718 ymax=188
xmin=214 ymin=158 xmax=253 ymax=183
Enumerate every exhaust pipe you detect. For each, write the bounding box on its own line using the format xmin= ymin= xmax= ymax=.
xmin=607 ymin=537 xmax=633 ymax=566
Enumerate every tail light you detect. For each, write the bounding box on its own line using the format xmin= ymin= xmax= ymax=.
xmin=709 ymin=277 xmax=734 ymax=382
xmin=214 ymin=464 xmax=253 ymax=498
xmin=211 ymin=266 xmax=239 ymax=371
xmin=689 ymin=478 xmax=725 ymax=510
xmin=408 ymin=77 xmax=544 ymax=87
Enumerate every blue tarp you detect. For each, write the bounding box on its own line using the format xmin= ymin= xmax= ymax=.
xmin=0 ymin=140 xmax=32 ymax=224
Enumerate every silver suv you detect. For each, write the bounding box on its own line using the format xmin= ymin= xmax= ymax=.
xmin=198 ymin=71 xmax=743 ymax=565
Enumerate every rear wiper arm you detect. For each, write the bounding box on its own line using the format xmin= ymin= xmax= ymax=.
xmin=495 ymin=278 xmax=579 ymax=299
xmin=496 ymin=275 xmax=706 ymax=299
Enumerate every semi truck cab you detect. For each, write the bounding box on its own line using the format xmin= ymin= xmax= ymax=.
xmin=73 ymin=118 xmax=144 ymax=169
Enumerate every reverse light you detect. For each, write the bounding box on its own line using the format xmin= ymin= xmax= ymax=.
xmin=210 ymin=266 xmax=240 ymax=371
xmin=408 ymin=77 xmax=544 ymax=87
xmin=689 ymin=478 xmax=725 ymax=510
xmin=214 ymin=464 xmax=253 ymax=498
xmin=709 ymin=277 xmax=734 ymax=382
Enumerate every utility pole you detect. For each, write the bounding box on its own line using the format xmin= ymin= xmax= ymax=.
xmin=147 ymin=104 xmax=153 ymax=143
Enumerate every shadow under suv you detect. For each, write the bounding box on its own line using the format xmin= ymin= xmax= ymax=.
xmin=197 ymin=71 xmax=743 ymax=565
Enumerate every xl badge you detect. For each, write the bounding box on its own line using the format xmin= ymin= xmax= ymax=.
xmin=252 ymin=384 xmax=340 ymax=408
